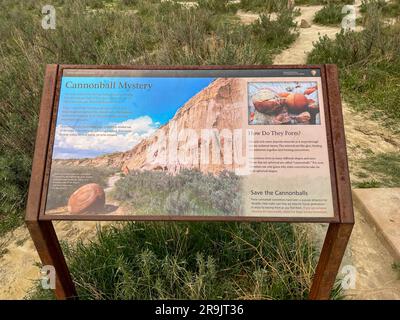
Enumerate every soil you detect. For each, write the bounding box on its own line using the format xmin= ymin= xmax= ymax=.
xmin=1 ymin=2 xmax=399 ymax=300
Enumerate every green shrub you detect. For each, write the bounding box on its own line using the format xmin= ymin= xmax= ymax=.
xmin=198 ymin=0 xmax=238 ymax=13
xmin=308 ymin=4 xmax=400 ymax=127
xmin=31 ymin=222 xmax=319 ymax=299
xmin=240 ymin=0 xmax=289 ymax=12
xmin=360 ymin=0 xmax=400 ymax=18
xmin=0 ymin=152 xmax=32 ymax=236
xmin=295 ymin=0 xmax=354 ymax=5
xmin=114 ymin=169 xmax=242 ymax=215
xmin=313 ymin=3 xmax=346 ymax=25
xmin=251 ymin=9 xmax=298 ymax=51
xmin=142 ymin=6 xmax=276 ymax=65
xmin=164 ymin=190 xmax=199 ymax=215
xmin=358 ymin=153 xmax=400 ymax=187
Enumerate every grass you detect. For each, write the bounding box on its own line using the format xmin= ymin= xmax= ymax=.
xmin=313 ymin=3 xmax=346 ymax=25
xmin=308 ymin=2 xmax=400 ymax=132
xmin=0 ymin=153 xmax=31 ymax=237
xmin=30 ymin=222 xmax=322 ymax=300
xmin=354 ymin=153 xmax=400 ymax=188
xmin=0 ymin=0 xmax=298 ymax=235
xmin=197 ymin=0 xmax=238 ymax=13
xmin=295 ymin=0 xmax=354 ymax=5
xmin=240 ymin=0 xmax=292 ymax=12
xmin=354 ymin=180 xmax=381 ymax=188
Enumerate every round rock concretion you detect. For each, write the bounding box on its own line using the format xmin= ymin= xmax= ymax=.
xmin=285 ymin=93 xmax=309 ymax=114
xmin=67 ymin=183 xmax=105 ymax=214
xmin=252 ymin=89 xmax=282 ymax=115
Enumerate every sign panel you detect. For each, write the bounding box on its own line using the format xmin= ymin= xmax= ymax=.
xmin=43 ymin=67 xmax=336 ymax=220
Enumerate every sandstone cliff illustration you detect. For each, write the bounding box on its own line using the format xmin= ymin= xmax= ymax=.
xmin=55 ymin=78 xmax=247 ymax=174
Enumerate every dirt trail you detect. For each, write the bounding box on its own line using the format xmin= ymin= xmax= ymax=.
xmin=274 ymin=6 xmax=337 ymax=64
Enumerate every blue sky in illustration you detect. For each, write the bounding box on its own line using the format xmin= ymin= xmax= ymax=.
xmin=53 ymin=77 xmax=214 ymax=159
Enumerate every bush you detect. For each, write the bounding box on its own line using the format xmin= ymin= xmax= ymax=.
xmin=313 ymin=3 xmax=346 ymax=25
xmin=164 ymin=190 xmax=199 ymax=215
xmin=197 ymin=0 xmax=238 ymax=13
xmin=240 ymin=0 xmax=290 ymax=12
xmin=360 ymin=0 xmax=400 ymax=18
xmin=31 ymin=222 xmax=319 ymax=299
xmin=308 ymin=4 xmax=400 ymax=128
xmin=252 ymin=8 xmax=298 ymax=51
xmin=295 ymin=0 xmax=354 ymax=5
xmin=114 ymin=169 xmax=242 ymax=216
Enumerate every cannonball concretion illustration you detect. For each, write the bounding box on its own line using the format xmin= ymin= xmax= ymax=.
xmin=250 ymin=84 xmax=320 ymax=125
xmin=67 ymin=183 xmax=105 ymax=214
xmin=252 ymin=89 xmax=283 ymax=115
xmin=285 ymin=93 xmax=309 ymax=114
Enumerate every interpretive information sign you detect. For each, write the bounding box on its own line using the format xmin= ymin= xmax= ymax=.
xmin=26 ymin=65 xmax=354 ymax=300
xmin=44 ymin=68 xmax=334 ymax=219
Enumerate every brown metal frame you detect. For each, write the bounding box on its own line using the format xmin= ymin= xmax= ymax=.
xmin=25 ymin=64 xmax=354 ymax=300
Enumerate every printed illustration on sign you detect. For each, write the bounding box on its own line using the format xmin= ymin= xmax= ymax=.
xmin=248 ymin=81 xmax=320 ymax=125
xmin=44 ymin=71 xmax=334 ymax=219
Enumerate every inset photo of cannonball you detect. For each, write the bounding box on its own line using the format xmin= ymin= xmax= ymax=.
xmin=248 ymin=81 xmax=321 ymax=125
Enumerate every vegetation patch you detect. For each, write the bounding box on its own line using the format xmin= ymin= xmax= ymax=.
xmin=30 ymin=222 xmax=321 ymax=300
xmin=295 ymin=0 xmax=354 ymax=5
xmin=240 ymin=0 xmax=291 ymax=12
xmin=308 ymin=2 xmax=400 ymax=131
xmin=313 ymin=3 xmax=346 ymax=25
xmin=113 ymin=169 xmax=242 ymax=216
xmin=354 ymin=153 xmax=400 ymax=188
xmin=360 ymin=0 xmax=400 ymax=18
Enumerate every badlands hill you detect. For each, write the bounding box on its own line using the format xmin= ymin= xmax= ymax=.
xmin=55 ymin=78 xmax=247 ymax=174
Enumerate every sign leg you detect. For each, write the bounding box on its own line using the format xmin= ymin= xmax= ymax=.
xmin=26 ymin=220 xmax=77 ymax=300
xmin=309 ymin=223 xmax=353 ymax=300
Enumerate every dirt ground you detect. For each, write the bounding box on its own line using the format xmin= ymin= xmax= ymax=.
xmin=308 ymin=207 xmax=400 ymax=300
xmin=0 ymin=221 xmax=104 ymax=299
xmin=1 ymin=2 xmax=399 ymax=300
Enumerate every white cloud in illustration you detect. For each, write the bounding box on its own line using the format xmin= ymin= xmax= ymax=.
xmin=53 ymin=116 xmax=158 ymax=159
